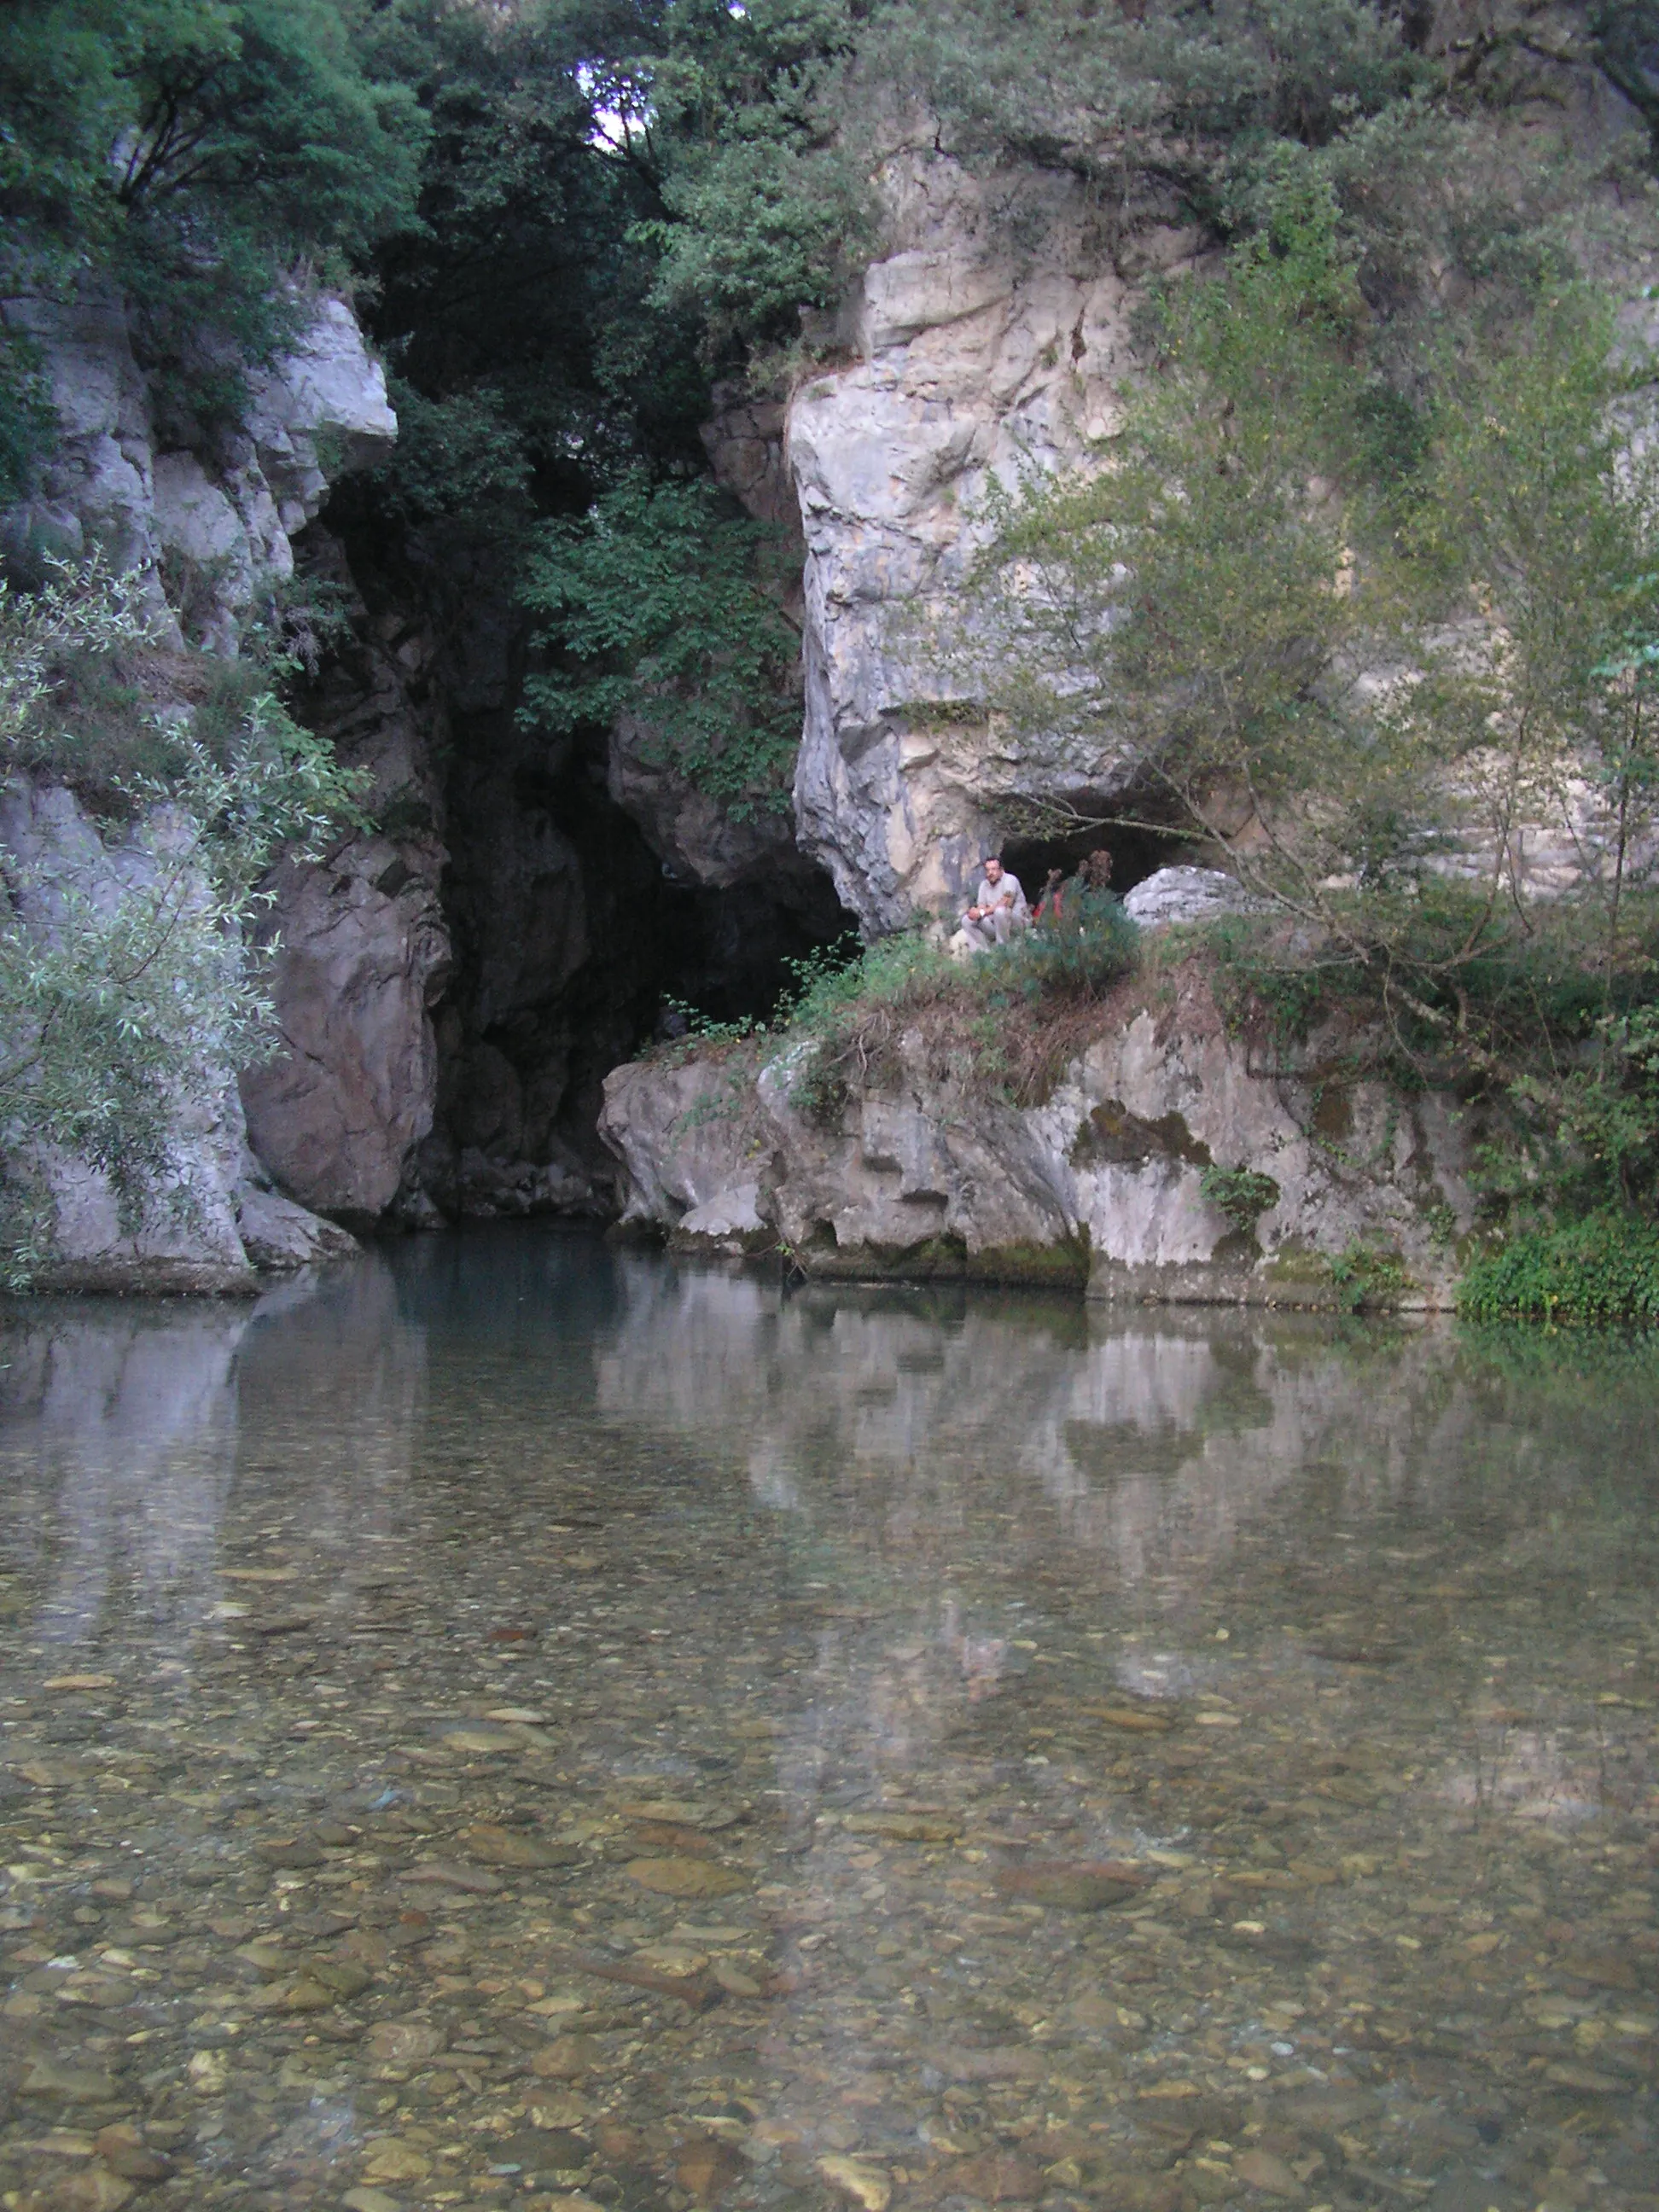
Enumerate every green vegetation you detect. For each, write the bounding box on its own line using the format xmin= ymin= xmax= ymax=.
xmin=0 ymin=561 xmax=366 ymax=1278
xmin=953 ymin=149 xmax=1659 ymax=1317
xmin=5 ymin=2 xmax=1659 ymax=1313
xmin=1459 ymin=1214 xmax=1659 ymax=1324
xmin=0 ymin=1 xmax=425 ymax=425
xmin=347 ymin=0 xmax=1659 ymax=827
xmin=1199 ymin=1164 xmax=1282 ymax=1236
xmin=1324 ymin=1240 xmax=1413 ymax=1314
xmin=521 ymin=474 xmax=800 ymax=818
xmin=673 ymin=894 xmax=1143 ymax=1126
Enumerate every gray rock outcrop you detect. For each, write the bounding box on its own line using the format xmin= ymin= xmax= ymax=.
xmin=608 ymin=710 xmax=808 ymax=894
xmin=599 ymin=963 xmax=1479 ymax=1309
xmin=238 ymin=571 xmax=451 ymax=1227
xmin=2 ymin=288 xmax=397 ymax=653
xmin=784 ymin=154 xmax=1197 ymax=934
xmin=1122 ymin=867 xmax=1255 ymax=928
xmin=0 ymin=778 xmax=354 ymax=1290
xmin=0 ymin=285 xmax=429 ymax=1282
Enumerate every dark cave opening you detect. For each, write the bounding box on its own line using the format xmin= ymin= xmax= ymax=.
xmin=425 ymin=727 xmax=849 ymax=1214
xmin=656 ymin=864 xmax=852 ymax=1030
xmin=306 ymin=506 xmax=853 ymax=1222
xmin=998 ymin=820 xmax=1188 ymax=908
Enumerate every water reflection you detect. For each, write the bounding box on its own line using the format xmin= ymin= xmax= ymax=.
xmin=0 ymin=1231 xmax=1653 ymax=2212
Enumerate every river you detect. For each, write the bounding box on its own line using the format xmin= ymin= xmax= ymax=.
xmin=1 ymin=1229 xmax=1654 ymax=2212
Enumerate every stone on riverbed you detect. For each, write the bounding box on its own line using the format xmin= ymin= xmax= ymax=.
xmin=625 ymin=1857 xmax=748 ymax=1898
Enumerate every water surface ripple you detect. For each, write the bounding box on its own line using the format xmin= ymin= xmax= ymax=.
xmin=1 ymin=1230 xmax=1655 ymax=2212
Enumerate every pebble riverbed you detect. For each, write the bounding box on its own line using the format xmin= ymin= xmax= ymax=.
xmin=0 ymin=1230 xmax=1655 ymax=2212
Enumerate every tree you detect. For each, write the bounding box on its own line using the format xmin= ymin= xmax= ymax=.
xmin=0 ymin=1 xmax=426 ymax=428
xmin=957 ymin=204 xmax=1659 ymax=1121
xmin=520 ymin=472 xmax=800 ymax=818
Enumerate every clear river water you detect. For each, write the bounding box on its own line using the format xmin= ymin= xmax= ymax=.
xmin=0 ymin=1229 xmax=1655 ymax=2212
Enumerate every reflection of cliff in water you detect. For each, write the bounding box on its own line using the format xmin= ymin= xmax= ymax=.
xmin=593 ymin=1265 xmax=1534 ymax=1583
xmin=0 ymin=1299 xmax=250 ymax=1650
xmin=0 ymin=1257 xmax=427 ymax=1673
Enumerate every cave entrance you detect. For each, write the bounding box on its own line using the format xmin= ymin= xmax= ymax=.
xmin=999 ymin=819 xmax=1187 ymax=906
xmin=655 ymin=868 xmax=853 ymax=1032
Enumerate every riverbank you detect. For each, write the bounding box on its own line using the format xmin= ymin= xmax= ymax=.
xmin=600 ymin=951 xmax=1483 ymax=1313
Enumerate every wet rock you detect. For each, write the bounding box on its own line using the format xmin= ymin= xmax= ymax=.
xmin=841 ymin=1812 xmax=959 ymax=1842
xmin=531 ymin=2036 xmax=602 ymax=2080
xmin=994 ymin=1863 xmax=1145 ymax=1910
xmin=361 ymin=2135 xmax=434 ymax=2182
xmin=939 ymin=2152 xmax=1045 ymax=2202
xmin=928 ymin=2046 xmax=1046 ymax=2083
xmin=1233 ymin=2149 xmax=1302 ymax=2197
xmin=365 ymin=2018 xmax=446 ymax=2067
xmin=93 ymin=2124 xmax=173 ymax=2182
xmin=402 ymin=1860 xmax=504 ymax=1894
xmin=253 ymin=1838 xmax=323 ymax=1869
xmin=461 ymin=1823 xmax=572 ymax=1869
xmin=440 ymin=1726 xmax=523 ymax=1754
xmin=52 ymin=2169 xmax=135 ymax=2211
xmin=817 ymin=2155 xmax=892 ymax=2211
xmin=676 ymin=2133 xmax=746 ymax=2203
xmin=1558 ymin=1949 xmax=1639 ymax=1991
xmin=625 ymin=1858 xmax=747 ymax=1899
xmin=16 ymin=2058 xmax=124 ymax=2105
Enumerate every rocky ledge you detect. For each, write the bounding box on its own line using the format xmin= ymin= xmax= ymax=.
xmin=600 ymin=946 xmax=1481 ymax=1313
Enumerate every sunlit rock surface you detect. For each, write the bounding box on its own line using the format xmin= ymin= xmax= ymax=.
xmin=0 ymin=288 xmax=395 ymax=653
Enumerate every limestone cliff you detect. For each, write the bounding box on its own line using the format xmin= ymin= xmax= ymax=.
xmin=0 ymin=284 xmax=442 ymax=1284
xmin=238 ymin=544 xmax=451 ymax=1230
xmin=786 ymin=154 xmax=1196 ymax=934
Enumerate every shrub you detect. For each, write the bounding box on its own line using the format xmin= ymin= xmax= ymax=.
xmin=768 ymin=899 xmax=1142 ymax=1126
xmin=1200 ymin=1164 xmax=1282 ymax=1234
xmin=999 ymin=888 xmax=1139 ymax=998
xmin=0 ymin=559 xmax=368 ymax=1280
xmin=1324 ymin=1240 xmax=1412 ymax=1313
xmin=1458 ymin=1215 xmax=1659 ymax=1325
xmin=520 ymin=472 xmax=801 ymax=821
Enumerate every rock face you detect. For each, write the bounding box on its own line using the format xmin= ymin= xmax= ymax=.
xmin=785 ymin=154 xmax=1196 ymax=934
xmin=1122 ymin=867 xmax=1254 ymax=929
xmin=608 ymin=711 xmax=808 ymax=894
xmin=1 ymin=288 xmax=397 ymax=653
xmin=0 ymin=286 xmax=419 ymax=1281
xmin=0 ymin=778 xmax=354 ymax=1290
xmin=238 ymin=549 xmax=451 ymax=1227
xmin=599 ymin=958 xmax=1480 ymax=1310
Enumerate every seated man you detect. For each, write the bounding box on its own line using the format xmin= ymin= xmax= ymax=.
xmin=960 ymin=855 xmax=1030 ymax=949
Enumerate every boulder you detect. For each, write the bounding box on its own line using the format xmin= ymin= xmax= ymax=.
xmin=238 ymin=562 xmax=451 ymax=1229
xmin=1123 ymin=868 xmax=1254 ymax=928
xmin=235 ymin=1186 xmax=359 ymax=1272
xmin=608 ymin=711 xmax=808 ymax=893
xmin=238 ymin=837 xmax=448 ymax=1225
